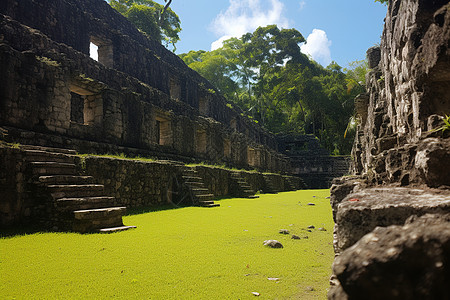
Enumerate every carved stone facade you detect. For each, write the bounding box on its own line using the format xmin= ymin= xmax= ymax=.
xmin=0 ymin=0 xmax=289 ymax=172
xmin=278 ymin=135 xmax=351 ymax=188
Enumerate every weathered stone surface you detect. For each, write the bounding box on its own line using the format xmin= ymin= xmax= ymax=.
xmin=351 ymin=0 xmax=450 ymax=186
xmin=414 ymin=138 xmax=450 ymax=187
xmin=335 ymin=187 xmax=450 ymax=253
xmin=0 ymin=0 xmax=289 ymax=173
xmin=329 ymin=213 xmax=450 ymax=300
xmin=278 ymin=135 xmax=351 ymax=188
xmin=330 ymin=1 xmax=450 ymax=298
xmin=330 ymin=176 xmax=366 ymax=222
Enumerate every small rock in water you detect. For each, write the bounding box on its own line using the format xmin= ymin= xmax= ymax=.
xmin=279 ymin=229 xmax=290 ymax=234
xmin=308 ymin=225 xmax=315 ymax=229
xmin=291 ymin=235 xmax=301 ymax=240
xmin=263 ymin=240 xmax=283 ymax=248
xmin=307 ymin=203 xmax=315 ymax=206
xmin=318 ymin=227 xmax=327 ymax=231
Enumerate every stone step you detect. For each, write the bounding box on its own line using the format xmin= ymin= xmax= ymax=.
xmin=198 ymin=200 xmax=215 ymax=205
xmin=199 ymin=202 xmax=220 ymax=208
xmin=182 ymin=169 xmax=197 ymax=174
xmin=191 ymin=188 xmax=209 ymax=193
xmin=195 ymin=194 xmax=214 ymax=201
xmin=185 ymin=181 xmax=205 ymax=186
xmin=24 ymin=149 xmax=75 ymax=163
xmin=30 ymin=162 xmax=77 ymax=175
xmin=38 ymin=175 xmax=95 ymax=185
xmin=47 ymin=184 xmax=104 ymax=199
xmin=73 ymin=206 xmax=126 ymax=220
xmin=182 ymin=175 xmax=202 ymax=181
xmin=56 ymin=196 xmax=115 ymax=211
xmin=97 ymin=225 xmax=137 ymax=233
xmin=72 ymin=207 xmax=126 ymax=233
xmin=21 ymin=145 xmax=77 ymax=155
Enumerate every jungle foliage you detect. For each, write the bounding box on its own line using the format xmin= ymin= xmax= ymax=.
xmin=109 ymin=0 xmax=181 ymax=50
xmin=180 ymin=26 xmax=368 ymax=155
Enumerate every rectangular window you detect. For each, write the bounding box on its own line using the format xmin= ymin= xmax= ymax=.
xmin=156 ymin=116 xmax=172 ymax=146
xmin=90 ymin=37 xmax=113 ymax=68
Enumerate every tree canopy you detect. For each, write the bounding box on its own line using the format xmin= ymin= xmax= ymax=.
xmin=109 ymin=0 xmax=181 ymax=50
xmin=180 ymin=26 xmax=368 ymax=155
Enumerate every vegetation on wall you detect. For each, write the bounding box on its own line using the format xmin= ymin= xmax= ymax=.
xmin=109 ymin=0 xmax=181 ymax=50
xmin=180 ymin=26 xmax=368 ymax=155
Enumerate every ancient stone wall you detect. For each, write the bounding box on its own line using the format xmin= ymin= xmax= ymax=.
xmin=0 ymin=146 xmax=49 ymax=227
xmin=0 ymin=9 xmax=288 ymax=172
xmin=352 ymin=0 xmax=450 ymax=186
xmin=278 ymin=135 xmax=351 ymax=188
xmin=329 ymin=1 xmax=450 ymax=298
xmin=0 ymin=144 xmax=302 ymax=228
xmin=0 ymin=0 xmax=279 ymax=164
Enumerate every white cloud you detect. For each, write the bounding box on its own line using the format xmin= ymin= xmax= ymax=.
xmin=300 ymin=29 xmax=332 ymax=66
xmin=210 ymin=0 xmax=289 ymax=50
xmin=299 ymin=1 xmax=306 ymax=10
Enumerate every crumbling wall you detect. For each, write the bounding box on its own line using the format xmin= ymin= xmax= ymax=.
xmin=352 ymin=0 xmax=450 ymax=186
xmin=0 ymin=12 xmax=289 ymax=172
xmin=329 ymin=1 xmax=450 ymax=298
xmin=0 ymin=146 xmax=47 ymax=228
xmin=278 ymin=135 xmax=351 ymax=188
xmin=0 ymin=0 xmax=278 ymax=156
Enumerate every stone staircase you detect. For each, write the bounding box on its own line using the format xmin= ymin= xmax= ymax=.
xmin=263 ymin=175 xmax=281 ymax=193
xmin=284 ymin=175 xmax=306 ymax=191
xmin=284 ymin=176 xmax=297 ymax=191
xmin=230 ymin=172 xmax=258 ymax=198
xmin=181 ymin=167 xmax=219 ymax=207
xmin=23 ymin=145 xmax=135 ymax=233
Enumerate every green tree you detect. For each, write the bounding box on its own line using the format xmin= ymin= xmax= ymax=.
xmin=180 ymin=25 xmax=362 ymax=155
xmin=109 ymin=0 xmax=181 ymax=50
xmin=375 ymin=0 xmax=388 ymax=4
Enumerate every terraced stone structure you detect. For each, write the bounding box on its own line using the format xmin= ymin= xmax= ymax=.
xmin=0 ymin=0 xmax=310 ymax=231
xmin=329 ymin=0 xmax=450 ymax=298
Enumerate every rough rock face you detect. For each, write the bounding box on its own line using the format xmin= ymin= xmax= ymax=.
xmin=353 ymin=0 xmax=450 ymax=186
xmin=329 ymin=214 xmax=450 ymax=300
xmin=329 ymin=1 xmax=450 ymax=299
xmin=334 ymin=187 xmax=450 ymax=253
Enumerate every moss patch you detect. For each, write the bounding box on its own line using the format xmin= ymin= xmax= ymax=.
xmin=0 ymin=190 xmax=333 ymax=299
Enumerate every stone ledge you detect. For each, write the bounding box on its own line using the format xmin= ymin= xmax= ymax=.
xmin=335 ymin=187 xmax=450 ymax=252
xmin=329 ymin=213 xmax=450 ymax=299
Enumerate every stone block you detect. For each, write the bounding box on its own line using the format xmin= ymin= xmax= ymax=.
xmin=335 ymin=187 xmax=450 ymax=253
xmin=329 ymin=213 xmax=450 ymax=300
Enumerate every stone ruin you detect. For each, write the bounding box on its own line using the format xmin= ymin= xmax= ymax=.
xmin=329 ymin=0 xmax=450 ymax=298
xmin=0 ymin=0 xmax=350 ymax=232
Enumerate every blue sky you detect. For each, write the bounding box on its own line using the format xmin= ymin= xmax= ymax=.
xmin=170 ymin=0 xmax=387 ymax=67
